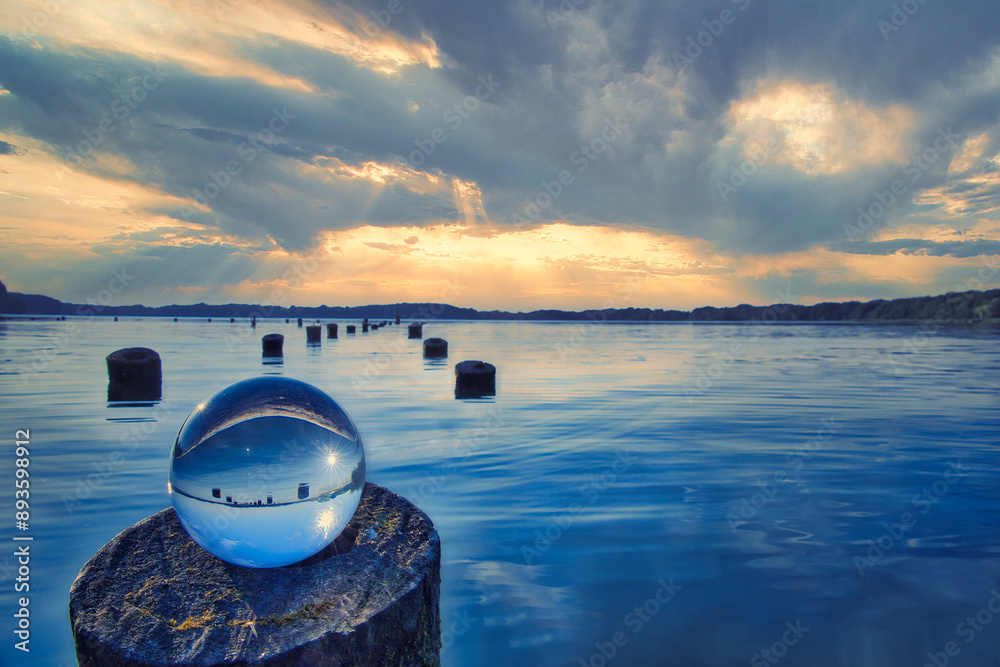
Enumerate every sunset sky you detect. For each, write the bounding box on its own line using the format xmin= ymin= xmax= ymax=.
xmin=1 ymin=0 xmax=999 ymax=310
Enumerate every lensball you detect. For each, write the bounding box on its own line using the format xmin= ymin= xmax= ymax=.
xmin=168 ymin=376 xmax=366 ymax=568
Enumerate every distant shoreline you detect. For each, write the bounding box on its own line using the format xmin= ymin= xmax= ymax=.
xmin=1 ymin=286 xmax=998 ymax=324
xmin=2 ymin=314 xmax=998 ymax=325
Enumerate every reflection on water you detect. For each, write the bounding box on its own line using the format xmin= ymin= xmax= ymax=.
xmin=0 ymin=318 xmax=997 ymax=665
xmin=106 ymin=401 xmax=161 ymax=409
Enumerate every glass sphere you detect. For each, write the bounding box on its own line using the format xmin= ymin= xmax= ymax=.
xmin=168 ymin=376 xmax=366 ymax=568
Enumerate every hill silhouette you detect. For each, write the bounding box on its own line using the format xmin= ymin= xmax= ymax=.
xmin=0 ymin=279 xmax=25 ymax=314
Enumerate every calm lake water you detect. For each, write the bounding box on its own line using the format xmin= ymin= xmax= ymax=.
xmin=0 ymin=316 xmax=997 ymax=666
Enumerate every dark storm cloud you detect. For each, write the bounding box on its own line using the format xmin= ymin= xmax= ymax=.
xmin=3 ymin=0 xmax=1000 ymax=258
xmin=324 ymin=0 xmax=1000 ymax=253
xmin=0 ymin=34 xmax=531 ymax=249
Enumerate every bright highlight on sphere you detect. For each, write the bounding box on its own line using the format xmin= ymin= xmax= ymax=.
xmin=168 ymin=376 xmax=366 ymax=568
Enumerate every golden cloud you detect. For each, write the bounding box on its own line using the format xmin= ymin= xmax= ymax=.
xmin=725 ymin=80 xmax=916 ymax=175
xmin=1 ymin=0 xmax=441 ymax=92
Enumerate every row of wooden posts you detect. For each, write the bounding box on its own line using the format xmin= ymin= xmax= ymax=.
xmin=280 ymin=320 xmax=425 ymax=349
xmin=105 ymin=321 xmax=496 ymax=400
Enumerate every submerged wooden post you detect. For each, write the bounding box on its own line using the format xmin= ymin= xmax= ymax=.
xmin=455 ymin=360 xmax=496 ymax=398
xmin=106 ymin=347 xmax=161 ymax=401
xmin=262 ymin=333 xmax=283 ymax=358
xmin=423 ymin=338 xmax=448 ymax=358
xmin=69 ymin=483 xmax=441 ymax=666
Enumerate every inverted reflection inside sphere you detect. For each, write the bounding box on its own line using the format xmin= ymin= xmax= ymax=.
xmin=168 ymin=376 xmax=366 ymax=568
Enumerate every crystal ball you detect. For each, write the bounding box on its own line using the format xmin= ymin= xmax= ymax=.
xmin=168 ymin=376 xmax=366 ymax=568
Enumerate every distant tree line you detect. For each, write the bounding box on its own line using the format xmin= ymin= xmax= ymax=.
xmin=1 ymin=278 xmax=998 ymax=323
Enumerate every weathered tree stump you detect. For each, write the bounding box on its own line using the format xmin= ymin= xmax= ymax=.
xmin=69 ymin=483 xmax=441 ymax=666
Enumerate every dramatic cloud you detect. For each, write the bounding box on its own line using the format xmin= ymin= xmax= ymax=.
xmin=1 ymin=0 xmax=998 ymax=308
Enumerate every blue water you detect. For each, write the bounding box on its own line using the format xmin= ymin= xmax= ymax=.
xmin=0 ymin=317 xmax=997 ymax=666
